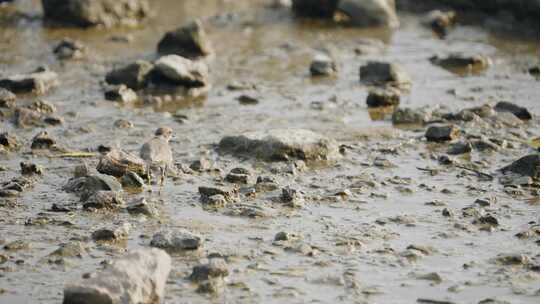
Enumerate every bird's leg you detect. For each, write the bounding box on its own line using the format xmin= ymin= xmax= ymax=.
xmin=146 ymin=163 xmax=152 ymax=186
xmin=158 ymin=165 xmax=166 ymax=195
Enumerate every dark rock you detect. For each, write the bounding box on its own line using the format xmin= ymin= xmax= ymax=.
xmin=336 ymin=0 xmax=399 ymax=28
xmin=63 ymin=173 xmax=123 ymax=197
xmin=198 ymin=185 xmax=239 ymax=202
xmin=494 ymin=101 xmax=532 ymax=120
xmin=219 ymin=129 xmax=341 ymax=162
xmin=127 ymin=198 xmax=159 ymax=217
xmin=150 ymin=230 xmax=203 ymax=251
xmin=360 ymin=61 xmax=411 ymax=89
xmin=189 ymin=258 xmax=229 ymax=282
xmin=0 ymin=88 xmax=16 ymax=108
xmin=104 ymin=85 xmax=138 ymax=103
xmin=447 ymin=141 xmax=472 ymax=155
xmin=237 ymin=94 xmax=260 ymax=105
xmin=310 ymin=53 xmax=337 ymax=76
xmin=291 ymin=0 xmax=339 ymax=17
xmin=366 ymin=88 xmax=400 ymax=107
xmin=196 ymin=278 xmax=224 ymax=294
xmin=430 ymin=53 xmax=490 ymax=73
xmin=478 ymin=299 xmax=511 ymax=304
xmin=43 ymin=115 xmax=64 ymax=126
xmin=529 ymin=65 xmax=540 ymax=76
xmin=42 ymin=0 xmax=150 ymax=28
xmin=83 ymin=191 xmax=126 ymax=210
xmin=422 ymin=10 xmax=456 ymax=38
xmin=256 ymin=176 xmax=280 ymax=192
xmin=225 ymin=168 xmax=253 ymax=185
xmin=0 ymin=67 xmax=58 ymax=94
xmin=53 ymin=38 xmax=85 ymax=60
xmin=105 ymin=60 xmax=154 ymax=90
xmin=153 ymin=55 xmax=209 ymax=88
xmin=501 ymin=154 xmax=540 ymax=179
xmin=97 ymin=148 xmax=146 ymax=178
xmin=121 ymin=171 xmax=145 ymax=189
xmin=0 ymin=132 xmax=20 ymax=151
xmin=20 ymin=162 xmax=43 ymax=175
xmin=157 ymin=19 xmax=213 ymax=59
xmin=280 ymin=186 xmax=305 ymax=207
xmin=92 ymin=224 xmax=130 ymax=242
xmin=425 ymin=125 xmax=459 ymax=142
xmin=31 ymin=131 xmax=56 ymax=150
xmin=392 ymin=108 xmax=431 ymax=125
xmin=201 ymin=194 xmax=228 ymax=208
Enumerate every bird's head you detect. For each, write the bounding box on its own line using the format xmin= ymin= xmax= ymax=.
xmin=155 ymin=126 xmax=173 ymax=142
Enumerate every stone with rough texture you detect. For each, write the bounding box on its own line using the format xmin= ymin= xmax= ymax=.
xmin=0 ymin=68 xmax=58 ymax=95
xmin=106 ymin=61 xmax=154 ymax=90
xmin=310 ymin=53 xmax=337 ymax=76
xmin=0 ymin=132 xmax=20 ymax=151
xmin=97 ymin=149 xmax=146 ymax=178
xmin=360 ymin=61 xmax=411 ymax=89
xmin=189 ymin=258 xmax=229 ymax=282
xmin=425 ymin=125 xmax=459 ymax=142
xmin=63 ymin=248 xmax=171 ymax=304
xmin=83 ymin=191 xmax=126 ymax=210
xmin=392 ymin=108 xmax=431 ymax=125
xmin=63 ymin=174 xmax=123 ymax=197
xmin=157 ymin=19 xmax=213 ymax=59
xmin=150 ymin=230 xmax=203 ymax=252
xmin=42 ymin=0 xmax=150 ymax=28
xmin=337 ymin=0 xmax=399 ymax=28
xmin=366 ymin=88 xmax=400 ymax=107
xmin=105 ymin=85 xmax=138 ymax=103
xmin=501 ymin=154 xmax=540 ymax=179
xmin=0 ymin=88 xmax=16 ymax=108
xmin=219 ymin=129 xmax=340 ymax=162
xmin=153 ymin=55 xmax=209 ymax=88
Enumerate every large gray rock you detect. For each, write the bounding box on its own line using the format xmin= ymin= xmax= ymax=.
xmin=219 ymin=129 xmax=341 ymax=162
xmin=63 ymin=248 xmax=171 ymax=304
xmin=337 ymin=0 xmax=399 ymax=28
xmin=501 ymin=154 xmax=540 ymax=179
xmin=63 ymin=174 xmax=123 ymax=198
xmin=157 ymin=19 xmax=213 ymax=59
xmin=0 ymin=68 xmax=58 ymax=95
xmin=150 ymin=230 xmax=203 ymax=252
xmin=153 ymin=55 xmax=209 ymax=88
xmin=105 ymin=61 xmax=154 ymax=90
xmin=42 ymin=0 xmax=150 ymax=28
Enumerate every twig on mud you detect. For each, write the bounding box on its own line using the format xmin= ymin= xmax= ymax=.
xmin=455 ymin=165 xmax=494 ymax=181
xmin=47 ymin=152 xmax=98 ymax=158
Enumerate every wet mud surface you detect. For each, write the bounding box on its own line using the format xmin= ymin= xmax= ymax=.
xmin=1 ymin=0 xmax=540 ymax=303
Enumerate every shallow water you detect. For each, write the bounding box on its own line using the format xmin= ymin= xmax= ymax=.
xmin=1 ymin=1 xmax=540 ymax=303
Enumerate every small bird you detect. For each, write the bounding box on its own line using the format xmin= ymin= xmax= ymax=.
xmin=140 ymin=127 xmax=174 ymax=188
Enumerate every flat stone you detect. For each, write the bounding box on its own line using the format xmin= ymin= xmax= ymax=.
xmin=198 ymin=185 xmax=239 ymax=202
xmin=97 ymin=148 xmax=146 ymax=178
xmin=63 ymin=249 xmax=171 ymax=304
xmin=494 ymin=101 xmax=532 ymax=120
xmin=150 ymin=230 xmax=203 ymax=252
xmin=63 ymin=174 xmax=123 ymax=197
xmin=43 ymin=0 xmax=150 ymax=28
xmin=157 ymin=19 xmax=213 ymax=59
xmin=105 ymin=60 xmax=154 ymax=90
xmin=430 ymin=53 xmax=491 ymax=73
xmin=219 ymin=129 xmax=341 ymax=162
xmin=49 ymin=241 xmax=86 ymax=258
xmin=425 ymin=125 xmax=459 ymax=142
xmin=0 ymin=68 xmax=59 ymax=94
xmin=153 ymin=55 xmax=209 ymax=87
